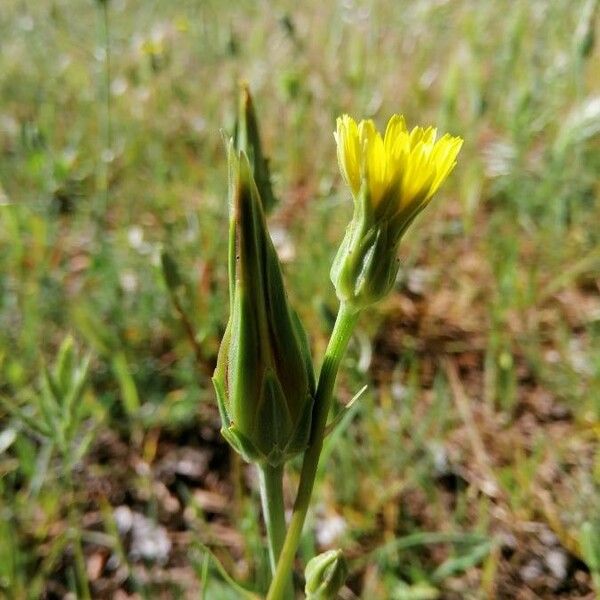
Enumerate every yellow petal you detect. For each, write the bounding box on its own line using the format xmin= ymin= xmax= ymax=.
xmin=334 ymin=113 xmax=462 ymax=212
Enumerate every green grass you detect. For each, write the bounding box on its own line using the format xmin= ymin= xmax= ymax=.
xmin=1 ymin=0 xmax=599 ymax=598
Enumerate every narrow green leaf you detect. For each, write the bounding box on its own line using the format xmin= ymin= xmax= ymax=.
xmin=431 ymin=541 xmax=493 ymax=583
xmin=111 ymin=351 xmax=140 ymax=416
xmin=191 ymin=542 xmax=263 ymax=600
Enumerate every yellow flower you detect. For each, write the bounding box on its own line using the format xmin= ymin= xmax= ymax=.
xmin=331 ymin=114 xmax=463 ymax=309
xmin=334 ymin=114 xmax=463 ymax=210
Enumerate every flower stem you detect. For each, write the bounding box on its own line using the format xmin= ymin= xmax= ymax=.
xmin=267 ymin=302 xmax=359 ymax=600
xmin=258 ymin=463 xmax=293 ymax=596
xmin=65 ymin=473 xmax=91 ymax=600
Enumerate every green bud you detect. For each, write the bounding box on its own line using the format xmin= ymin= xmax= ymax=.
xmin=331 ymin=182 xmax=414 ymax=310
xmin=213 ymin=144 xmax=314 ymax=466
xmin=305 ymin=549 xmax=348 ymax=599
xmin=233 ymin=83 xmax=277 ymax=213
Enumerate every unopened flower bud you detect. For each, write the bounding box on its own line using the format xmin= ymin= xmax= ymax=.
xmin=212 ymin=144 xmax=314 ymax=466
xmin=305 ymin=549 xmax=348 ymax=599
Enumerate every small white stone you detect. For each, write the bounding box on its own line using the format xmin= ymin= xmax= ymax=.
xmin=539 ymin=527 xmax=559 ymax=547
xmin=545 ymin=548 xmax=568 ymax=581
xmin=113 ymin=505 xmax=133 ymax=534
xmin=128 ymin=226 xmax=144 ymax=249
xmin=520 ymin=559 xmax=543 ymax=583
xmin=407 ymin=268 xmax=432 ymax=295
xmin=130 ymin=513 xmax=171 ymax=565
xmin=391 ymin=382 xmax=407 ymax=402
xmin=316 ymin=514 xmax=347 ymax=547
xmin=111 ymin=77 xmax=128 ymax=97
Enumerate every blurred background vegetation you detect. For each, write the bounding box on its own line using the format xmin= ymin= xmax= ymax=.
xmin=1 ymin=0 xmax=600 ymax=598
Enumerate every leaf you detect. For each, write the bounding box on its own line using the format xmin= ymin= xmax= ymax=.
xmin=0 ymin=396 xmax=51 ymax=437
xmin=431 ymin=540 xmax=493 ymax=583
xmin=54 ymin=336 xmax=75 ymax=392
xmin=111 ymin=351 xmax=140 ymax=416
xmin=352 ymin=531 xmax=488 ymax=572
xmin=72 ymin=306 xmax=115 ymax=355
xmin=63 ymin=356 xmax=92 ymax=442
xmin=191 ymin=542 xmax=263 ymax=600
xmin=324 ymin=385 xmax=367 ymax=437
xmin=319 ymin=385 xmax=367 ymax=472
xmin=393 ymin=581 xmax=440 ymax=600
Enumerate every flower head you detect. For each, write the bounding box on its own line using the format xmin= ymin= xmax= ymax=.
xmin=335 ymin=114 xmax=462 ymax=212
xmin=331 ymin=114 xmax=462 ymax=309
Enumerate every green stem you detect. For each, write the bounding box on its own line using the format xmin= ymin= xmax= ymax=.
xmin=258 ymin=463 xmax=287 ymax=572
xmin=95 ymin=0 xmax=111 ymax=232
xmin=267 ymin=302 xmax=359 ymax=600
xmin=258 ymin=463 xmax=293 ymax=596
xmin=65 ymin=474 xmax=91 ymax=600
xmin=102 ymin=0 xmax=112 ymax=156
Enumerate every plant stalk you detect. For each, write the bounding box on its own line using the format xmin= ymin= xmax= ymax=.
xmin=258 ymin=463 xmax=293 ymax=596
xmin=267 ymin=302 xmax=359 ymax=600
xmin=65 ymin=473 xmax=91 ymax=600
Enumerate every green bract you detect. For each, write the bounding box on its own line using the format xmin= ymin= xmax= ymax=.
xmin=233 ymin=83 xmax=277 ymax=214
xmin=330 ymin=181 xmax=411 ymax=310
xmin=304 ymin=549 xmax=348 ymax=599
xmin=212 ymin=144 xmax=314 ymax=467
